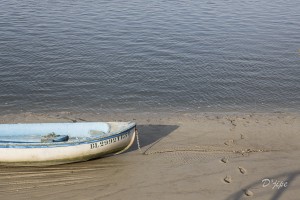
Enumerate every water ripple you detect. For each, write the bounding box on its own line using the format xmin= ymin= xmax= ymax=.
xmin=0 ymin=0 xmax=299 ymax=114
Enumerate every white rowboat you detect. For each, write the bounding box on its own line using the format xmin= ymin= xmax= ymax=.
xmin=0 ymin=122 xmax=136 ymax=166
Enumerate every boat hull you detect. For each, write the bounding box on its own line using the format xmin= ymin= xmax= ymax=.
xmin=0 ymin=123 xmax=136 ymax=166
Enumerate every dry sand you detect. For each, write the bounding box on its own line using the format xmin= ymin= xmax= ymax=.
xmin=0 ymin=112 xmax=300 ymax=200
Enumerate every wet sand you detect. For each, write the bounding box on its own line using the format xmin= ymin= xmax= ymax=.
xmin=1 ymin=112 xmax=300 ymax=200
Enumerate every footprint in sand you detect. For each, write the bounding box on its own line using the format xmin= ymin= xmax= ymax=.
xmin=238 ymin=166 xmax=247 ymax=174
xmin=224 ymin=139 xmax=235 ymax=146
xmin=224 ymin=175 xmax=232 ymax=183
xmin=220 ymin=157 xmax=229 ymax=163
xmin=244 ymin=189 xmax=253 ymax=196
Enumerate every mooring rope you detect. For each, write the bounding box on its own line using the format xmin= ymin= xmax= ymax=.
xmin=135 ymin=127 xmax=143 ymax=153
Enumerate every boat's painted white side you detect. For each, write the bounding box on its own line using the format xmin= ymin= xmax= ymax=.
xmin=0 ymin=122 xmax=136 ymax=166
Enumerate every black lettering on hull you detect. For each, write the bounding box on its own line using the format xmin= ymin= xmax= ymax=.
xmin=90 ymin=131 xmax=130 ymax=150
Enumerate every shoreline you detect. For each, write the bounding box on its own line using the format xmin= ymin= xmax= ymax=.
xmin=1 ymin=112 xmax=300 ymax=199
xmin=0 ymin=110 xmax=299 ymax=122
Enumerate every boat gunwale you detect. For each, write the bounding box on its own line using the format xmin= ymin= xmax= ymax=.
xmin=0 ymin=122 xmax=136 ymax=149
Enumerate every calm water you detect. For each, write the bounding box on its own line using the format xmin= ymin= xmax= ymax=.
xmin=0 ymin=0 xmax=299 ymax=115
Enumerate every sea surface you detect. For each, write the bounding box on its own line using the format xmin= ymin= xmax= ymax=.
xmin=0 ymin=0 xmax=299 ymax=115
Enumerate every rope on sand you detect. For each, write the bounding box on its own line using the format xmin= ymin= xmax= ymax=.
xmin=135 ymin=129 xmax=279 ymax=156
xmin=135 ymin=130 xmax=274 ymax=156
xmin=142 ymin=148 xmax=272 ymax=156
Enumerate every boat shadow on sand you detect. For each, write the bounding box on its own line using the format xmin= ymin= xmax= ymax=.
xmin=127 ymin=124 xmax=179 ymax=153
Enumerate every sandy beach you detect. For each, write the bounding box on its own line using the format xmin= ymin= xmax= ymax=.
xmin=1 ymin=112 xmax=300 ymax=200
